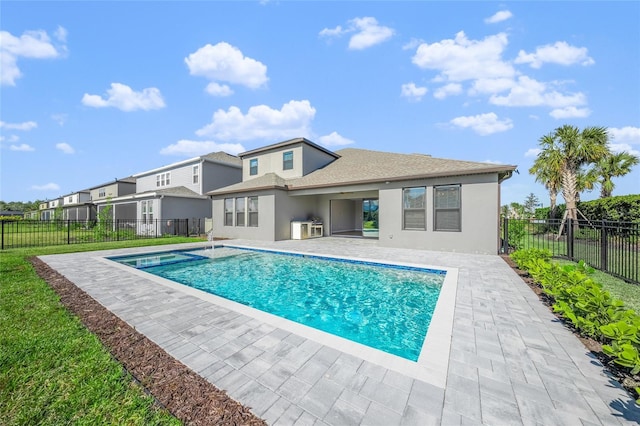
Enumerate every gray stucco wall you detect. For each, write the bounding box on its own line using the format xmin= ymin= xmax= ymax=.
xmin=162 ymin=197 xmax=211 ymax=220
xmin=212 ymin=191 xmax=277 ymax=241
xmin=377 ymin=173 xmax=501 ymax=254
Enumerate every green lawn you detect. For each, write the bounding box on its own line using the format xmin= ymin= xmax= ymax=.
xmin=0 ymin=237 xmax=202 ymax=425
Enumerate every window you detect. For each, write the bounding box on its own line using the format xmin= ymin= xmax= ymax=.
xmin=283 ymin=151 xmax=293 ymax=170
xmin=224 ymin=198 xmax=234 ymax=226
xmin=157 ymin=172 xmax=171 ymax=187
xmin=193 ymin=165 xmax=199 ymax=184
xmin=434 ymin=185 xmax=461 ymax=231
xmin=235 ymin=197 xmax=245 ymax=226
xmin=142 ymin=200 xmax=154 ymax=224
xmin=99 ymin=188 xmax=106 ymax=197
xmin=248 ymin=197 xmax=258 ymax=227
xmin=68 ymin=196 xmax=73 ymax=203
xmin=249 ymin=159 xmax=258 ymax=176
xmin=403 ymin=187 xmax=426 ymax=230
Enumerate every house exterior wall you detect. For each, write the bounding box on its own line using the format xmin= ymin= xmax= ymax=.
xmin=161 ymin=197 xmax=211 ymax=220
xmin=242 ymin=142 xmax=336 ymax=181
xmin=90 ymin=182 xmax=135 ymax=201
xmin=63 ymin=205 xmax=95 ymax=221
xmin=273 ymin=192 xmax=319 ymax=240
xmin=377 ymin=173 xmax=501 ymax=254
xmin=136 ymin=161 xmax=199 ymax=193
xmin=201 ymin=162 xmax=243 ymax=193
xmin=212 ymin=191 xmax=277 ymax=241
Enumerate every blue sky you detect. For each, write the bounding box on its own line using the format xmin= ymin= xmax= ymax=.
xmin=2 ymin=1 xmax=639 ymax=206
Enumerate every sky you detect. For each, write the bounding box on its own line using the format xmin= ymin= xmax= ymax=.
xmin=1 ymin=1 xmax=639 ymax=207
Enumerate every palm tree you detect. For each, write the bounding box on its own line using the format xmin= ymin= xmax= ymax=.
xmin=589 ymin=151 xmax=639 ymax=198
xmin=532 ymin=125 xmax=610 ymax=223
xmin=529 ymin=148 xmax=562 ymax=217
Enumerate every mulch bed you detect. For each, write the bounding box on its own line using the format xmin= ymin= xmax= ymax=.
xmin=30 ymin=256 xmax=267 ymax=426
xmin=500 ymin=254 xmax=640 ymax=398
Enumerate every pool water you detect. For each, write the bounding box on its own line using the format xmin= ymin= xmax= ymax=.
xmin=110 ymin=251 xmax=208 ymax=269
xmin=112 ymin=247 xmax=445 ymax=361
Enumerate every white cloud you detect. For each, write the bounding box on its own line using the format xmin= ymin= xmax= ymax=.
xmin=319 ymin=25 xmax=345 ymax=38
xmin=0 ymin=134 xmax=19 ymax=143
xmin=449 ymin=112 xmax=513 ymax=135
xmin=196 ymin=100 xmax=316 ymax=141
xmin=185 ymin=42 xmax=268 ymax=89
xmin=0 ymin=28 xmax=66 ymax=85
xmin=515 ymin=41 xmax=594 ymax=68
xmin=609 ymin=143 xmax=640 ymax=156
xmin=434 ymin=83 xmax=462 ymax=99
xmin=10 ymin=143 xmax=35 ymax=151
xmin=549 ymin=106 xmax=591 ymax=119
xmin=160 ymin=139 xmax=246 ymax=156
xmin=56 ymin=142 xmax=74 ymax=154
xmin=320 ymin=17 xmax=394 ymax=50
xmin=489 ymin=76 xmax=587 ymax=108
xmin=525 ymin=148 xmax=541 ymax=157
xmin=31 ymin=182 xmax=60 ymax=191
xmin=468 ymin=78 xmax=513 ymax=95
xmin=348 ymin=17 xmax=394 ymax=50
xmin=609 ymin=126 xmax=640 ymax=144
xmin=82 ymin=83 xmax=165 ymax=111
xmin=205 ymin=82 xmax=233 ymax=97
xmin=402 ymin=38 xmax=423 ymax=51
xmin=51 ymin=113 xmax=67 ymax=126
xmin=485 ymin=10 xmax=513 ymax=24
xmin=317 ymin=132 xmax=355 ymax=147
xmin=412 ymin=31 xmax=515 ymax=82
xmin=54 ymin=26 xmax=68 ymax=43
xmin=0 ymin=120 xmax=37 ymax=131
xmin=401 ymin=82 xmax=428 ymax=101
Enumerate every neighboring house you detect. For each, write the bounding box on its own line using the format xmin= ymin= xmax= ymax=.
xmin=39 ymin=198 xmax=62 ymax=220
xmin=97 ymin=152 xmax=242 ymax=235
xmin=88 ymin=177 xmax=137 ymax=219
xmin=0 ymin=210 xmax=24 ymax=217
xmin=209 ymin=138 xmax=517 ymax=254
xmin=61 ymin=190 xmax=94 ymax=221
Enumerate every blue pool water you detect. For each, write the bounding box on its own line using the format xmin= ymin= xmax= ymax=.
xmin=111 ymin=247 xmax=445 ymax=361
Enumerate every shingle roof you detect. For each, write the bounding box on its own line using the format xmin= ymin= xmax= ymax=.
xmin=208 ymin=148 xmax=517 ymax=196
xmin=134 ymin=186 xmax=207 ymax=199
xmin=208 ymin=173 xmax=287 ymax=196
xmin=202 ymin=151 xmax=242 ymax=167
xmin=239 ymin=137 xmax=339 ymax=159
xmin=287 ymin=148 xmax=516 ymax=190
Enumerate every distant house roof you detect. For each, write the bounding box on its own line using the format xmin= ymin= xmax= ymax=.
xmin=239 ymin=137 xmax=340 ymax=159
xmin=209 ymin=147 xmax=517 ymax=196
xmin=133 ymin=151 xmax=241 ymax=177
xmin=85 ymin=176 xmax=136 ymax=190
xmin=93 ymin=186 xmax=207 ymax=203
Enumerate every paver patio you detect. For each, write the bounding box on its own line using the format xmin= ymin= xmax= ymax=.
xmin=39 ymin=238 xmax=640 ymax=425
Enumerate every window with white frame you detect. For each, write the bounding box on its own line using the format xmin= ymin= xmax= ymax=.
xmin=434 ymin=185 xmax=461 ymax=232
xmin=193 ymin=165 xmax=199 ymax=184
xmin=403 ymin=187 xmax=426 ymax=230
xmin=141 ymin=200 xmax=154 ymax=224
xmin=283 ymin=151 xmax=293 ymax=170
xmin=249 ymin=159 xmax=258 ymax=176
xmin=235 ymin=197 xmax=245 ymax=226
xmin=248 ymin=196 xmax=258 ymax=227
xmin=224 ymin=198 xmax=234 ymax=226
xmin=99 ymin=188 xmax=106 ymax=197
xmin=156 ymin=172 xmax=171 ymax=187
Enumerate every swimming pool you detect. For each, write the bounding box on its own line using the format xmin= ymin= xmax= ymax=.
xmin=110 ymin=246 xmax=446 ymax=361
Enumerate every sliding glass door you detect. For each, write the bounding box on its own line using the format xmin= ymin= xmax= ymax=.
xmin=362 ymin=199 xmax=379 ymax=238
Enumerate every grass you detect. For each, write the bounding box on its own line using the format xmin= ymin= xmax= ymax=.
xmin=554 ymin=259 xmax=640 ymax=315
xmin=0 ymin=237 xmax=203 ymax=425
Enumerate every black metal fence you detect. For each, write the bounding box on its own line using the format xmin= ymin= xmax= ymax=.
xmin=502 ymin=217 xmax=639 ymax=285
xmin=0 ymin=218 xmax=206 ymax=250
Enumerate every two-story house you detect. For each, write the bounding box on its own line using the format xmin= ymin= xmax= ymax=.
xmin=38 ymin=198 xmax=63 ymax=220
xmin=98 ymin=152 xmax=242 ymax=235
xmin=209 ymin=137 xmax=517 ymax=254
xmin=61 ymin=190 xmax=93 ymax=221
xmin=89 ymin=177 xmax=137 ymax=219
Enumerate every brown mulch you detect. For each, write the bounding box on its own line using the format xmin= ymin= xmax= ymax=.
xmin=30 ymin=256 xmax=267 ymax=426
xmin=500 ymin=254 xmax=640 ymax=397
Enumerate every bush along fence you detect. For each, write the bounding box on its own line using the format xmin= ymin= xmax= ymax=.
xmin=0 ymin=218 xmax=206 ymax=249
xmin=502 ymin=217 xmax=639 ymax=285
xmin=511 ymin=248 xmax=640 ymax=403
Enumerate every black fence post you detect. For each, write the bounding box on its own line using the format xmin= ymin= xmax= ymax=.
xmin=67 ymin=219 xmax=71 ymax=244
xmin=502 ymin=217 xmax=509 ymax=254
xmin=185 ymin=219 xmax=189 ymax=237
xmin=116 ymin=219 xmax=120 ymax=241
xmin=600 ymin=220 xmax=608 ymax=272
xmin=567 ymin=218 xmax=574 ymax=260
xmin=1 ymin=221 xmax=4 ymax=250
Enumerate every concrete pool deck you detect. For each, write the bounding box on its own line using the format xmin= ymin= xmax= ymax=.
xmin=39 ymin=238 xmax=640 ymax=425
